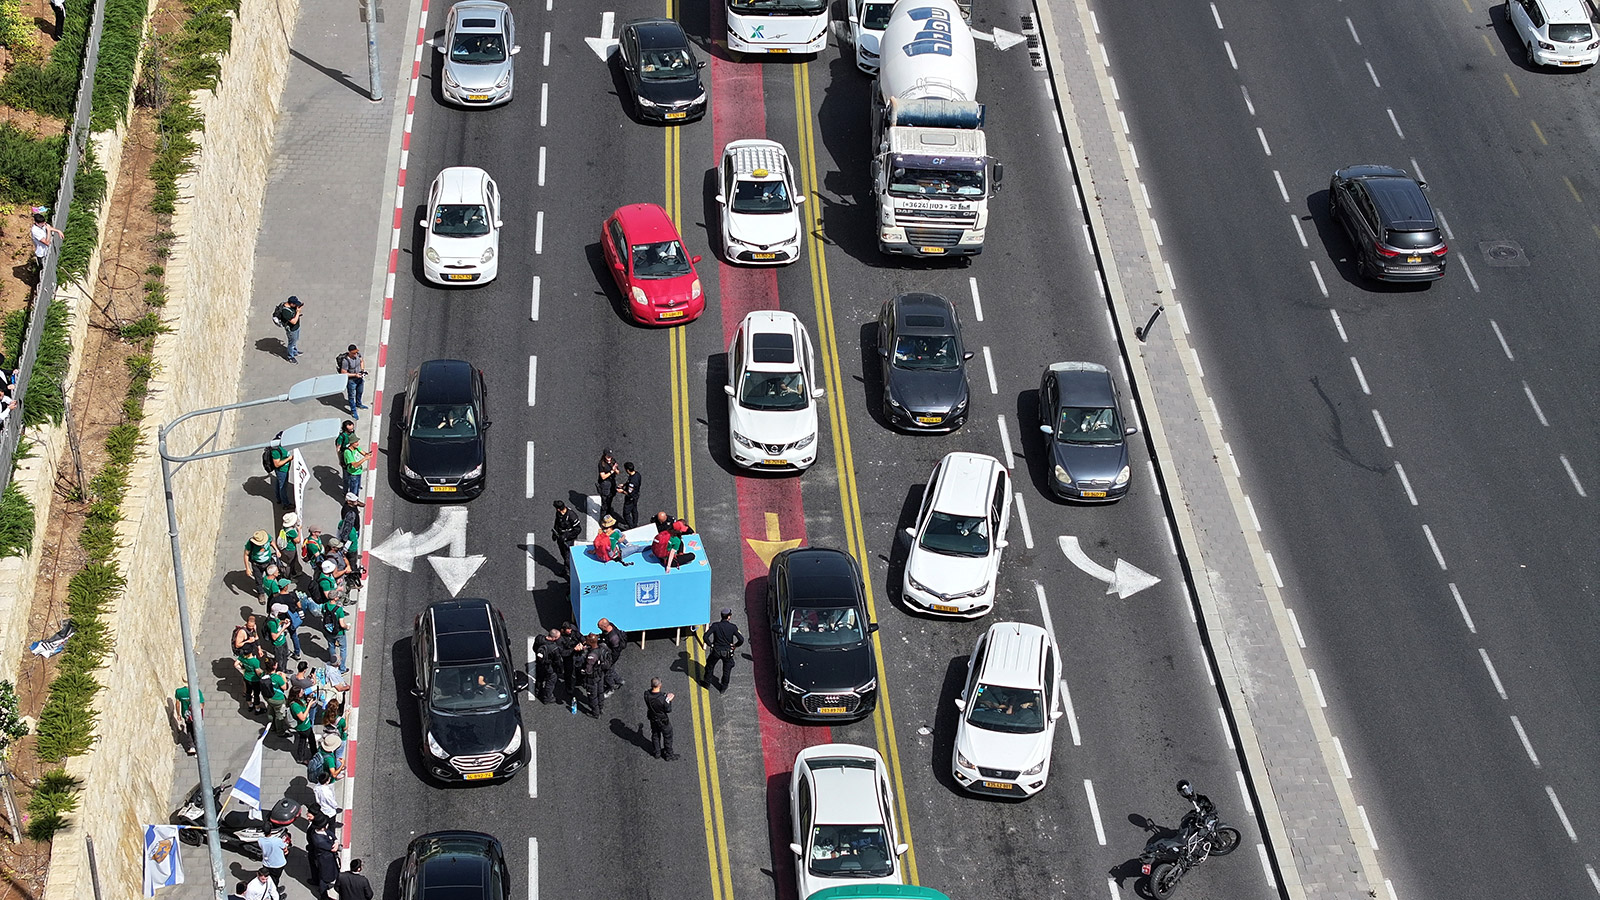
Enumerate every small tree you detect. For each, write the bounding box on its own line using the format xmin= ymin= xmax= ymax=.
xmin=0 ymin=680 xmax=28 ymax=756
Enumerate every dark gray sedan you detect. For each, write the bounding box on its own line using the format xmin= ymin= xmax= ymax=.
xmin=1038 ymin=362 xmax=1136 ymax=502
xmin=876 ymin=293 xmax=972 ymax=432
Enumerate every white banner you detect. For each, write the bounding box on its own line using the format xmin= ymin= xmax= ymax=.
xmin=290 ymin=447 xmax=310 ymax=515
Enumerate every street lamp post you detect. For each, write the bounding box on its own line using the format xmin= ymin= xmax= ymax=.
xmin=157 ymin=374 xmax=348 ymax=900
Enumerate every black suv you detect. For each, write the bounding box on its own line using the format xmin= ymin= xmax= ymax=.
xmin=768 ymin=548 xmax=880 ymax=723
xmin=413 ymin=599 xmax=529 ymax=782
xmin=401 ymin=831 xmax=511 ymax=900
xmin=1329 ymin=165 xmax=1448 ymax=283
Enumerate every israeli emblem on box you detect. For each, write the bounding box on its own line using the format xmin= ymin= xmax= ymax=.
xmin=635 ymin=580 xmax=661 ymax=607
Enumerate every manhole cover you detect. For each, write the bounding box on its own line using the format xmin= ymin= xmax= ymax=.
xmin=1479 ymin=240 xmax=1529 ymax=267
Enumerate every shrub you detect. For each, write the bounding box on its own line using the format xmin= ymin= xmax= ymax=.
xmin=88 ymin=0 xmax=149 ymax=130
xmin=117 ymin=310 xmax=167 ymax=342
xmin=0 ymin=0 xmax=91 ymax=118
xmin=0 ymin=123 xmax=65 ymax=205
xmin=11 ymin=301 xmax=72 ymax=427
xmin=57 ymin=149 xmax=105 ymax=282
xmin=104 ymin=423 xmax=139 ymax=464
xmin=0 ymin=481 xmax=34 ymax=559
xmin=0 ymin=0 xmax=33 ymax=52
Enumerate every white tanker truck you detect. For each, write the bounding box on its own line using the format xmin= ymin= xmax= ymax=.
xmin=871 ymin=0 xmax=1001 ymax=257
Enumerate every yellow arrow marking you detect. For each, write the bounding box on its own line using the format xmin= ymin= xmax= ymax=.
xmin=746 ymin=511 xmax=802 ymax=568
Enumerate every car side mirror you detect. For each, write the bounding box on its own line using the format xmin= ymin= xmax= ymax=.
xmin=903 ymin=526 xmax=915 ymax=538
xmin=419 ymin=218 xmax=428 ymax=227
xmin=878 ymin=347 xmax=888 ymax=358
xmin=512 ymin=670 xmax=530 ymax=691
xmin=963 ymin=351 xmax=974 ymax=360
xmin=996 ymin=539 xmax=1009 ymax=549
xmin=511 ymin=45 xmax=521 ymax=54
xmin=1125 ymin=425 xmax=1139 ymax=435
xmin=612 ymin=262 xmax=624 ymax=272
xmin=810 ymin=388 xmax=825 ymax=399
xmin=993 ymin=162 xmax=1004 ymax=185
xmin=692 ymin=255 xmax=703 ymax=264
xmin=795 ymin=194 xmax=806 ymax=204
xmin=789 ymin=843 xmax=803 ymax=857
xmin=434 ymin=44 xmax=446 ymax=54
xmin=770 ymin=621 xmax=781 ymax=633
xmin=697 ymin=60 xmax=707 ymax=68
xmin=953 ymin=696 xmax=966 ymax=710
xmin=494 ymin=220 xmax=503 ymax=228
xmin=483 ymin=420 xmax=493 ymax=429
xmin=896 ymin=843 xmax=910 ymax=856
xmin=868 ymin=622 xmax=879 ymax=633
xmin=1051 ymin=707 xmax=1064 ymax=721
xmin=410 ymin=686 xmax=424 ymax=698
xmin=1039 ymin=424 xmax=1054 ymax=435
xmin=715 ymin=195 xmax=726 ymax=205
xmin=723 ymin=384 xmax=735 ymax=397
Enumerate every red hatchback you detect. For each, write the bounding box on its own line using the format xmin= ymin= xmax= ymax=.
xmin=601 ymin=203 xmax=705 ymax=325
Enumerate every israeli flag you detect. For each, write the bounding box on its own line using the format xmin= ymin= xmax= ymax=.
xmin=142 ymin=824 xmax=184 ymax=896
xmin=229 ymin=727 xmax=268 ymax=812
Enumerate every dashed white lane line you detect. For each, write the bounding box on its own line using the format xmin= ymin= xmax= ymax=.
xmin=1273 ymin=169 xmax=1289 ymax=202
xmin=530 ymin=275 xmax=541 ymax=320
xmin=1350 ymin=356 xmax=1371 ymax=394
xmin=968 ymin=276 xmax=984 ymax=322
xmin=1129 ymin=141 xmax=1139 ymax=169
xmin=982 ymin=346 xmax=997 ymax=394
xmin=1332 ymin=735 xmax=1352 ymax=778
xmin=1165 ymin=518 xmax=1179 ymax=557
xmin=1150 ymin=217 xmax=1163 ymax=246
xmin=1140 ymin=182 xmax=1151 ymax=209
xmin=1547 ymin=786 xmax=1578 ymax=842
xmin=1084 ymin=780 xmax=1107 ymax=845
xmin=525 ymin=532 xmax=538 ymax=590
xmin=1218 ymin=707 xmax=1235 ymax=749
xmin=1240 ymin=84 xmax=1255 ymax=115
xmin=1393 ymin=460 xmax=1417 ymax=506
xmin=525 ymin=441 xmax=536 ymax=499
xmin=1264 ymin=550 xmax=1283 ymax=587
xmin=1490 ymin=319 xmax=1514 ymax=359
xmin=1243 ymin=494 xmax=1260 ymax=531
xmin=1105 ymin=878 xmax=1120 ymax=900
xmin=1290 ymin=214 xmax=1307 ymax=247
xmin=1346 ymin=16 xmax=1361 ymax=44
xmin=1372 ymin=409 xmax=1392 ymax=447
xmin=1210 ymin=1 xmax=1223 ymax=28
xmin=528 ymin=730 xmax=538 ymax=796
xmin=1386 ymin=109 xmax=1405 ymax=139
xmin=1479 ymin=648 xmax=1507 ymax=699
xmin=1190 ymin=348 xmax=1205 ymax=379
xmin=1422 ymin=524 xmax=1448 ymax=570
xmin=997 ymin=414 xmax=1014 ymax=469
xmin=529 ymin=836 xmax=539 ymax=900
xmin=537 ymin=147 xmax=546 ymax=186
xmin=1434 ymin=204 xmax=1451 ymax=239
xmin=1224 ymin=40 xmax=1237 ymax=69
xmin=1100 ymin=43 xmax=1108 ymax=67
xmin=1307 ymin=667 xmax=1327 ymax=707
xmin=1365 ymin=59 xmax=1380 ymax=87
xmin=1032 ymin=582 xmax=1081 ymax=746
xmin=540 ymin=82 xmax=548 ymax=126
xmin=1083 ymin=223 xmax=1095 ymax=254
xmin=1285 ymin=606 xmax=1305 ymax=648
xmin=1586 ymin=864 xmax=1600 ymax=895
xmin=1107 ymin=75 xmax=1117 ymax=101
xmin=1412 ymin=158 xmax=1428 ymax=187
xmin=1330 ymin=308 xmax=1348 ymax=342
xmin=1457 ymin=256 xmax=1479 ymax=292
xmin=1088 ymin=8 xmax=1099 ymax=32
xmin=1357 ymin=804 xmax=1378 ymax=849
xmin=1256 ymin=127 xmax=1272 ymax=156
xmin=535 ymin=210 xmax=545 ymax=254
xmin=1146 ymin=460 xmax=1161 ymax=497
xmin=1256 ymin=843 xmax=1275 ymax=888
xmin=1560 ymin=455 xmax=1587 ymax=497
xmin=1235 ymin=769 xmax=1251 ymax=808
xmin=1450 ymin=583 xmax=1476 ymax=633
xmin=1224 ymin=440 xmax=1240 ymax=477
xmin=528 ymin=355 xmax=538 ymax=406
xmin=1164 ymin=261 xmax=1177 ymax=297
xmin=1522 ymin=381 xmax=1549 ymax=426
xmin=1012 ymin=492 xmax=1034 ymax=549
xmin=1510 ymin=715 xmax=1540 ymax=767
xmin=1119 ymin=110 xmax=1129 ymax=135
xmin=1310 ymin=260 xmax=1328 ymax=297
xmin=542 ymin=30 xmax=551 ymax=65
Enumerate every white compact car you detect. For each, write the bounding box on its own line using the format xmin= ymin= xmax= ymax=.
xmin=789 ymin=744 xmax=908 ymax=898
xmin=901 ymin=451 xmax=1011 ymax=618
xmin=952 ymin=621 xmax=1065 ymax=798
xmin=1507 ymin=0 xmax=1600 ymax=68
xmin=725 ymin=310 xmax=823 ymax=471
xmin=421 ymin=167 xmax=502 ymax=285
xmin=846 ymin=0 xmax=897 ymax=73
xmin=716 ymin=139 xmax=804 ymax=265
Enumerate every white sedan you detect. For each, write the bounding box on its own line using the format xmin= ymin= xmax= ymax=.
xmin=901 ymin=451 xmax=1011 ymax=618
xmin=725 ymin=310 xmax=823 ymax=471
xmin=716 ymin=139 xmax=803 ymax=265
xmin=420 ymin=166 xmax=501 ymax=285
xmin=789 ymin=744 xmax=908 ymax=898
xmin=846 ymin=0 xmax=897 ymax=73
xmin=952 ymin=621 xmax=1065 ymax=797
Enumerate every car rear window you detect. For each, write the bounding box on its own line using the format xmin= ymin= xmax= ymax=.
xmin=1549 ymin=22 xmax=1594 ymax=42
xmin=1384 ymin=229 xmax=1443 ymax=250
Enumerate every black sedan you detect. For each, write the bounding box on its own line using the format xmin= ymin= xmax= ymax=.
xmin=1037 ymin=361 xmax=1137 ymax=502
xmin=401 ymin=831 xmax=511 ymax=900
xmin=618 ymin=18 xmax=707 ymax=123
xmin=413 ymin=599 xmax=530 ymax=782
xmin=400 ymin=359 xmax=489 ymax=500
xmin=877 ymin=292 xmax=972 ymax=432
xmin=768 ymin=547 xmax=879 ymax=723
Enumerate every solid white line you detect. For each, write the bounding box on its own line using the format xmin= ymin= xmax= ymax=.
xmin=1060 ymin=677 xmax=1081 ymax=745
xmin=1256 ymin=127 xmax=1271 ymax=156
xmin=1224 ymin=39 xmax=1238 ymax=69
xmin=1105 ymin=878 xmax=1121 ymax=900
xmin=1165 ymin=262 xmax=1177 ymax=296
xmin=1273 ymin=170 xmax=1289 ymax=202
xmin=1089 ymin=9 xmax=1099 ymax=32
xmin=1291 ymin=214 xmax=1307 ymax=247
xmin=1387 ymin=109 xmax=1404 ymax=139
xmin=1257 ymin=844 xmax=1275 ymax=887
xmin=1083 ymin=223 xmax=1095 ymax=254
xmin=1191 ymin=348 xmax=1205 ymax=379
xmin=1458 ymin=256 xmax=1479 ymax=292
xmin=1393 ymin=461 xmax=1417 ymax=506
xmin=1084 ymin=780 xmax=1107 ymax=845
xmin=1129 ymin=142 xmax=1139 ymax=169
xmin=1218 ymin=707 xmax=1235 ymax=748
xmin=1012 ymin=492 xmax=1034 ymax=550
xmin=1510 ymin=716 xmax=1540 ymax=767
xmin=525 ymin=533 xmax=538 ymax=590
xmin=1307 ymin=667 xmax=1326 ymax=707
xmin=1330 ymin=308 xmax=1347 ymax=342
xmin=1372 ymin=409 xmax=1392 ymax=447
xmin=1365 ymin=59 xmax=1380 ymax=87
xmin=528 ymin=730 xmax=539 ymax=796
xmin=1210 ymin=2 xmax=1223 ymax=28
xmin=542 ymin=30 xmax=551 ymax=66
xmin=1240 ymin=84 xmax=1254 ymax=115
xmin=1523 ymin=381 xmax=1549 ymax=426
xmin=1310 ymin=260 xmax=1328 ymax=297
xmin=968 ymin=276 xmax=984 ymax=322
xmin=535 ymin=211 xmax=545 ymax=254
xmin=1422 ymin=524 xmax=1448 ymax=570
xmin=529 ymin=836 xmax=539 ymax=900
xmin=531 ymin=276 xmax=541 ymax=320
xmin=1350 ymin=357 xmax=1371 ymax=394
xmin=1489 ymin=319 xmax=1514 ymax=359
xmin=525 ymin=440 xmax=536 ymax=499
xmin=1332 ymin=735 xmax=1351 ymax=778
xmin=1224 ymin=441 xmax=1240 ymax=477
xmin=1480 ymin=648 xmax=1507 ymax=699
xmin=528 ymin=356 xmax=538 ymax=406
xmin=1265 ymin=550 xmax=1283 ymax=587
xmin=1347 ymin=16 xmax=1361 ymax=43
xmin=1150 ymin=218 xmax=1163 ymax=246
xmin=1357 ymin=805 xmax=1377 ymax=848
xmin=1547 ymin=786 xmax=1578 ymax=842
xmin=1560 ymin=455 xmax=1587 ymax=497
xmin=537 ymin=147 xmax=547 ymax=187
xmin=1244 ymin=494 xmax=1260 ymax=531
xmin=1286 ymin=607 xmax=1305 ymax=648
xmin=1450 ymin=583 xmax=1475 ymax=633
xmin=540 ymin=82 xmax=548 ymax=126
xmin=997 ymin=414 xmax=1014 ymax=469
xmin=1140 ymin=182 xmax=1151 ymax=209
xmin=982 ymin=346 xmax=997 ymax=394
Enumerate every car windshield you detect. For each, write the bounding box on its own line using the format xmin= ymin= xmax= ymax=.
xmin=918 ymin=511 xmax=990 ymax=557
xmin=892 ymin=335 xmax=959 ymax=371
xmin=1383 ymin=229 xmax=1442 ymax=250
xmin=639 ymin=48 xmax=696 ymax=81
xmin=411 ymin=404 xmax=478 ymax=439
xmin=861 ymin=1 xmax=894 ymax=29
xmin=1055 ymin=406 xmax=1122 ymax=444
xmin=450 ymin=32 xmax=506 ymax=63
xmin=888 ymin=166 xmax=985 ymax=198
xmin=1550 ymin=22 xmax=1594 ymax=42
xmin=739 ymin=371 xmax=808 ymax=411
xmin=731 ymin=179 xmax=792 ymax=214
xmin=433 ymin=204 xmax=490 ymax=237
xmin=807 ymin=825 xmax=894 ymax=878
xmin=966 ymin=683 xmax=1046 ymax=734
xmin=630 ymin=240 xmax=693 ymax=278
xmin=786 ymin=606 xmax=864 ymax=648
xmin=430 ymin=663 xmax=511 ymax=711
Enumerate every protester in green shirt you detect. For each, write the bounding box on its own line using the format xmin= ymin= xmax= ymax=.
xmin=262 ymin=662 xmax=290 ymax=734
xmin=288 ymin=688 xmax=315 ymax=762
xmin=244 ymin=530 xmax=276 ymax=582
xmin=173 ymin=685 xmax=204 ymax=755
xmin=276 ymin=512 xmax=304 ymax=577
xmin=322 ymin=601 xmax=350 ymax=674
xmin=234 ymin=648 xmax=265 ymax=714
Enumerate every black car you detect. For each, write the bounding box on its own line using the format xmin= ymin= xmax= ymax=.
xmin=768 ymin=547 xmax=879 ymax=722
xmin=401 ymin=831 xmax=511 ymax=900
xmin=1038 ymin=361 xmax=1137 ymax=502
xmin=618 ymin=18 xmax=707 ymax=123
xmin=400 ymin=359 xmax=489 ymax=499
xmin=1328 ymin=165 xmax=1448 ymax=282
xmin=877 ymin=293 xmax=973 ymax=432
xmin=413 ymin=599 xmax=530 ymax=782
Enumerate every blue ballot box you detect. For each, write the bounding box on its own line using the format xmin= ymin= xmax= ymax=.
xmin=569 ymin=528 xmax=713 ymax=633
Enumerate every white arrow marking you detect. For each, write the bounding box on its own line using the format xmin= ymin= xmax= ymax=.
xmin=1058 ymin=536 xmax=1161 ymax=599
xmin=585 ymin=11 xmax=618 ymax=60
xmin=429 ymin=554 xmax=487 ymax=597
xmin=970 ymin=27 xmax=1025 ymax=50
xmin=371 ymin=506 xmax=485 ymax=595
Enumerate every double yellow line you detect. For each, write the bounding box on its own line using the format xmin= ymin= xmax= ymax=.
xmin=792 ymin=63 xmax=921 ymax=885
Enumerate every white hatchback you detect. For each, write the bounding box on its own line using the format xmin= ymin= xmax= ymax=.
xmin=716 ymin=139 xmax=804 ymax=266
xmin=1508 ymin=0 xmax=1600 ymax=67
xmin=725 ymin=311 xmax=823 ymax=471
xmin=952 ymin=621 xmax=1065 ymax=798
xmin=789 ymin=744 xmax=908 ymax=899
xmin=421 ymin=166 xmax=502 ymax=285
xmin=901 ymin=451 xmax=1011 ymax=618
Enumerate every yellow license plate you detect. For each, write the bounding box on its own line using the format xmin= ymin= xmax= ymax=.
xmin=463 ymin=771 xmax=493 ymax=781
xmin=665 ymin=111 xmax=687 ymax=119
xmin=762 ymin=458 xmax=786 ymax=466
xmin=919 ymin=246 xmax=945 ymax=254
xmin=468 ymin=94 xmax=490 ymax=100
xmin=1561 ymin=60 xmax=1581 ymax=65
xmin=446 ymin=273 xmax=474 ymax=281
xmin=1081 ymin=490 xmax=1107 ymax=498
xmin=751 ymin=252 xmax=777 ymax=260
xmin=660 ymin=309 xmax=686 ymax=319
xmin=916 ymin=416 xmax=943 ymax=424
xmin=818 ymin=706 xmax=846 ymax=714
xmin=430 ymin=485 xmax=458 ymax=493
xmin=769 ymin=48 xmax=790 ymax=53
xmin=982 ymin=780 xmax=1014 ymax=790
xmin=931 ymin=603 xmax=960 ymax=613
xmin=1406 ymin=255 xmax=1421 ymax=263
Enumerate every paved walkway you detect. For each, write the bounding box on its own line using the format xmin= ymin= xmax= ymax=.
xmin=161 ymin=0 xmax=413 ymax=896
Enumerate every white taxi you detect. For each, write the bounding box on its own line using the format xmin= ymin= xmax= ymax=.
xmin=716 ymin=139 xmax=804 ymax=266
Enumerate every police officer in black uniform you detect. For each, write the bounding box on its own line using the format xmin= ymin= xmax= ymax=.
xmin=643 ymin=677 xmax=677 ymax=760
xmin=621 ymin=463 xmax=642 ymax=529
xmin=551 ymin=501 xmax=583 ymax=576
xmin=704 ymin=608 xmax=745 ymax=692
xmin=558 ymin=622 xmax=582 ymax=712
xmin=599 ymin=618 xmax=627 ymax=695
xmin=532 ymin=628 xmax=563 ymax=704
xmin=580 ymin=636 xmax=611 ymax=718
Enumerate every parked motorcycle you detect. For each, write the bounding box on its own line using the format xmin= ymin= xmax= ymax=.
xmin=171 ymin=773 xmax=304 ymax=858
xmin=1139 ymin=780 xmax=1242 ymax=899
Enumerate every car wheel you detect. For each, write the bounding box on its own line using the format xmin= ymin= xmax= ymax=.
xmin=1526 ymin=42 xmax=1538 ymax=68
xmin=1356 ymin=253 xmax=1375 ymax=281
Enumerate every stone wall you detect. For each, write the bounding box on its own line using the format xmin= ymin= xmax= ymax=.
xmin=40 ymin=0 xmax=302 ymax=892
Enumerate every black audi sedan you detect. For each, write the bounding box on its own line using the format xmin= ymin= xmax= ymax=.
xmin=413 ymin=599 xmax=529 ymax=782
xmin=1038 ymin=361 xmax=1137 ymax=502
xmin=877 ymin=292 xmax=972 ymax=432
xmin=400 ymin=359 xmax=489 ymax=499
xmin=768 ymin=547 xmax=880 ymax=723
xmin=618 ymin=18 xmax=707 ymax=123
xmin=401 ymin=831 xmax=511 ymax=900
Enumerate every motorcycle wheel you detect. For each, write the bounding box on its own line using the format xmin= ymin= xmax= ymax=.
xmin=177 ymin=828 xmax=203 ymax=846
xmin=1209 ymin=826 xmax=1242 ymax=856
xmin=1150 ymin=862 xmax=1182 ymax=900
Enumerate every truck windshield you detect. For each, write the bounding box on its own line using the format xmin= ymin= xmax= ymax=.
xmin=729 ymin=0 xmax=827 ymax=12
xmin=888 ymin=166 xmax=985 ymax=198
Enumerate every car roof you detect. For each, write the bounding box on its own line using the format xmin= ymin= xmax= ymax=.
xmin=1535 ymin=0 xmax=1591 ymax=22
xmin=782 ymin=548 xmax=861 ymax=607
xmin=976 ymin=621 xmax=1050 ymax=688
xmin=741 ymin=311 xmax=806 ymax=372
xmin=628 ymin=17 xmax=690 ymax=49
xmin=803 ymin=752 xmax=884 ymax=824
xmin=409 ymin=831 xmax=499 ymax=894
xmin=415 ymin=359 xmax=477 ymax=406
xmin=613 ymin=203 xmax=682 ymax=243
xmin=724 ymin=140 xmax=789 ymax=181
xmin=892 ymin=293 xmax=957 ymax=335
xmin=1049 ymin=362 xmax=1115 ymax=406
xmin=929 ymin=452 xmax=1003 ymax=517
xmin=451 ymin=0 xmax=508 ymax=28
xmin=1362 ymin=177 xmax=1436 ymax=231
xmin=432 ymin=167 xmax=491 ymax=205
xmin=426 ymin=599 xmax=499 ymax=665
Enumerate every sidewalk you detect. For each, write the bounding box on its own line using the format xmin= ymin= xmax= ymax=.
xmin=161 ymin=0 xmax=414 ymax=896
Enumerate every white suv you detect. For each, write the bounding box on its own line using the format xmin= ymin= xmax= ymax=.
xmin=952 ymin=621 xmax=1065 ymax=798
xmin=901 ymin=451 xmax=1011 ymax=618
xmin=1508 ymin=0 xmax=1600 ymax=68
xmin=725 ymin=311 xmax=823 ymax=471
xmin=716 ymin=139 xmax=804 ymax=265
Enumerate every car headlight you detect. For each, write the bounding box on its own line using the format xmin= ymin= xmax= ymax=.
xmin=855 ymin=677 xmax=877 ymax=694
xmin=631 ymin=286 xmax=649 ymax=305
xmin=793 ymin=433 xmax=815 ymax=450
xmin=480 ymin=247 xmax=495 ymax=263
xmin=443 ymin=69 xmax=459 ymax=88
xmin=1538 ymin=40 xmax=1555 ymax=50
xmin=955 ymin=750 xmax=972 ymax=769
xmin=463 ymin=464 xmax=483 ymax=479
xmin=782 ymin=678 xmax=806 ymax=694
xmin=402 ymin=464 xmax=420 ymax=479
xmin=691 ymin=91 xmax=707 ymax=106
xmin=886 ymin=395 xmax=905 ymax=410
xmin=502 ymin=726 xmax=522 ymax=754
xmin=732 ymin=432 xmax=754 ymax=449
xmin=426 ymin=731 xmax=449 ymax=759
xmin=949 ymin=582 xmax=990 ymax=601
xmin=1054 ymin=464 xmax=1071 ymax=484
xmin=1023 ymin=759 xmax=1045 ymax=776
xmin=906 ymin=573 xmax=931 ymax=594
xmin=495 ymin=70 xmax=511 ymax=88
xmin=637 ymin=95 xmax=660 ymax=108
xmin=425 ymin=246 xmax=441 ymax=263
xmin=952 ymin=396 xmax=968 ymax=413
xmin=690 ymin=279 xmax=702 ymax=300
xmin=1114 ymin=465 xmax=1130 ymax=487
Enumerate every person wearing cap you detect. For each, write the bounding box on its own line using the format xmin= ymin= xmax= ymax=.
xmin=28 ymin=212 xmax=62 ymax=282
xmin=268 ymin=434 xmax=293 ymax=508
xmin=316 ymin=558 xmax=345 ymax=606
xmin=596 ymin=450 xmax=621 ymax=519
xmin=593 ymin=514 xmax=626 ymax=563
xmin=321 ymin=593 xmax=351 ymax=674
xmin=337 ymin=345 xmax=368 ymax=418
xmin=620 ymin=462 xmax=642 ymax=528
xmin=704 ymin=608 xmax=745 ymax=692
xmin=245 ymin=531 xmax=277 ymax=583
xmin=276 ymin=513 xmax=304 ymax=577
xmin=276 ymin=295 xmax=303 ymax=364
xmin=340 ymin=438 xmax=369 ymax=499
xmin=334 ymin=419 xmax=358 ymax=469
xmin=315 ymin=732 xmax=347 ymax=782
xmin=550 ymin=500 xmax=582 ymax=576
